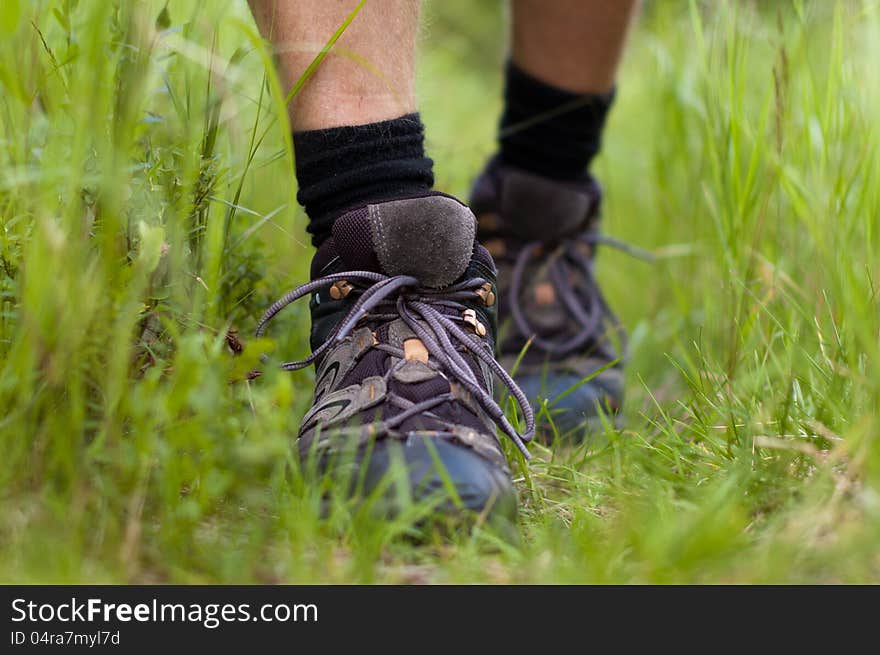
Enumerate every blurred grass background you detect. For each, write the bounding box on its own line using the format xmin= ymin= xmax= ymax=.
xmin=1 ymin=0 xmax=879 ymax=582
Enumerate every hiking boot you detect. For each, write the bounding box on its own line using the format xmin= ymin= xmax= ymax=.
xmin=470 ymin=158 xmax=626 ymax=439
xmin=256 ymin=194 xmax=534 ymax=522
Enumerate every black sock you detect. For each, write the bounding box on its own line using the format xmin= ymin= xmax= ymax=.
xmin=498 ymin=61 xmax=614 ymax=181
xmin=293 ymin=113 xmax=434 ymax=247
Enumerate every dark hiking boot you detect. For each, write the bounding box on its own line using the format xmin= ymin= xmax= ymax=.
xmin=256 ymin=194 xmax=534 ymax=523
xmin=470 ymin=158 xmax=627 ymax=439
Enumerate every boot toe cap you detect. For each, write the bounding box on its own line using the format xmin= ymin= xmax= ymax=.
xmin=358 ymin=434 xmax=517 ymax=521
xmin=516 ymin=372 xmax=621 ymax=439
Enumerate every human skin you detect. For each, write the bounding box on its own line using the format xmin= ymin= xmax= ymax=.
xmin=248 ymin=0 xmax=640 ymax=131
xmin=247 ymin=0 xmax=419 ymax=131
xmin=510 ymin=0 xmax=640 ymax=95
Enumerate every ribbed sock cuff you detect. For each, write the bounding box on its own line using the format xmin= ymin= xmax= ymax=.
xmin=499 ymin=61 xmax=614 ymax=180
xmin=294 ymin=113 xmax=434 ymax=247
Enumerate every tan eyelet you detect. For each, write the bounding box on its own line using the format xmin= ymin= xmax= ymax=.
xmin=330 ymin=280 xmax=354 ymax=300
xmin=533 ymin=282 xmax=556 ymax=306
xmin=478 ymin=211 xmax=501 ymax=231
xmin=475 ymin=282 xmax=496 ymax=307
xmin=484 ymin=238 xmax=506 ymax=258
xmin=462 ymin=309 xmax=487 ymax=337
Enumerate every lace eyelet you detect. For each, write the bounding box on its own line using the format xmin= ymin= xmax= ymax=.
xmin=475 ymin=282 xmax=496 ymax=307
xmin=330 ymin=280 xmax=354 ymax=300
xmin=462 ymin=308 xmax=487 ymax=337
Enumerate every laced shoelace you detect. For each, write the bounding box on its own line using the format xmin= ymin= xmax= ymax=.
xmin=256 ymin=271 xmax=535 ymax=459
xmin=509 ymin=230 xmax=654 ymax=358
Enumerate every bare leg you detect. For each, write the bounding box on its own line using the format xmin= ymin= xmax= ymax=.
xmin=510 ymin=0 xmax=639 ymax=94
xmin=466 ymin=2 xmax=641 ymax=433
xmin=248 ymin=0 xmax=419 ymax=130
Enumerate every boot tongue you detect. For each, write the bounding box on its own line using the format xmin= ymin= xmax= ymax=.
xmin=498 ymin=168 xmax=600 ymax=243
xmin=329 ymin=194 xmax=476 ymax=288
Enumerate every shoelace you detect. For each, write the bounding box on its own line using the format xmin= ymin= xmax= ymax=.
xmin=509 ymin=230 xmax=653 ymax=358
xmin=256 ymin=271 xmax=535 ymax=459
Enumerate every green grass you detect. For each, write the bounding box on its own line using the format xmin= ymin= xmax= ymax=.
xmin=1 ymin=0 xmax=879 ymax=583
